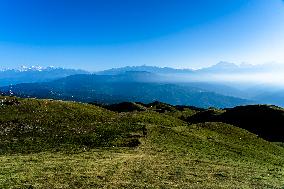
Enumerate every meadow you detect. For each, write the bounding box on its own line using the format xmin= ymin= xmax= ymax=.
xmin=0 ymin=96 xmax=283 ymax=188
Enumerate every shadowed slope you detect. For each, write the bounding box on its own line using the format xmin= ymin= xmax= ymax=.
xmin=186 ymin=105 xmax=284 ymax=142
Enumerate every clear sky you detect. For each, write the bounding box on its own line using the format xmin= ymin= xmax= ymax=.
xmin=0 ymin=0 xmax=284 ymax=71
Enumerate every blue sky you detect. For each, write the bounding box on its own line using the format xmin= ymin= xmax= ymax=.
xmin=0 ymin=0 xmax=284 ymax=71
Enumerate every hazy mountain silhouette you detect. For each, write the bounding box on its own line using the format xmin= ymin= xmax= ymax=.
xmin=97 ymin=65 xmax=194 ymax=75
xmin=0 ymin=72 xmax=250 ymax=108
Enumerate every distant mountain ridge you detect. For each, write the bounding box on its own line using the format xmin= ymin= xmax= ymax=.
xmin=97 ymin=62 xmax=284 ymax=75
xmin=3 ymin=62 xmax=284 ymax=76
xmin=0 ymin=66 xmax=89 ymax=87
xmin=97 ymin=65 xmax=194 ymax=75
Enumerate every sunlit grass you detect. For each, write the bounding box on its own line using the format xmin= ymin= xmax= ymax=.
xmin=0 ymin=96 xmax=284 ymax=188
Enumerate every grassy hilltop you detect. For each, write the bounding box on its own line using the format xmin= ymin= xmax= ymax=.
xmin=0 ymin=96 xmax=284 ymax=188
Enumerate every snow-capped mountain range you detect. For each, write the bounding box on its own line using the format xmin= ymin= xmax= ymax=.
xmin=1 ymin=66 xmax=66 ymax=72
xmin=1 ymin=61 xmax=284 ymax=73
xmin=0 ymin=66 xmax=89 ymax=87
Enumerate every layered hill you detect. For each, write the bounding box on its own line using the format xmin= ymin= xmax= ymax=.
xmin=0 ymin=96 xmax=283 ymax=188
xmin=0 ymin=72 xmax=250 ymax=108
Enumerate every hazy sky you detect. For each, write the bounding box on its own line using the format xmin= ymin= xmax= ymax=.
xmin=0 ymin=0 xmax=284 ymax=71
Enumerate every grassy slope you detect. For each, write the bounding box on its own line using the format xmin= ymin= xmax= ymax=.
xmin=0 ymin=96 xmax=284 ymax=188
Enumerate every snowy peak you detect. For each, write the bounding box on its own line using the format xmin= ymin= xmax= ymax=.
xmin=14 ymin=66 xmax=62 ymax=72
xmin=0 ymin=66 xmax=90 ymax=87
xmin=18 ymin=66 xmax=45 ymax=72
xmin=213 ymin=61 xmax=239 ymax=69
xmin=197 ymin=62 xmax=239 ymax=73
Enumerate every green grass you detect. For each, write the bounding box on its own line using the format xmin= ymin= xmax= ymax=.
xmin=0 ymin=96 xmax=284 ymax=188
xmin=1 ymin=149 xmax=283 ymax=189
xmin=0 ymin=97 xmax=146 ymax=153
